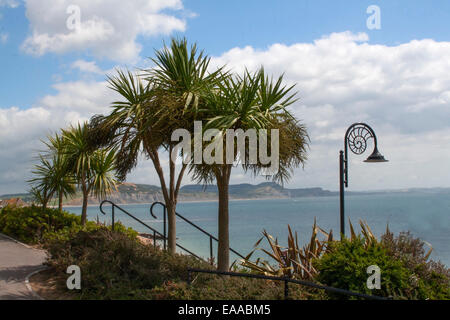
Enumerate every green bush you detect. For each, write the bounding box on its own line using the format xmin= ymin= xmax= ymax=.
xmin=314 ymin=237 xmax=414 ymax=299
xmin=45 ymin=228 xmax=209 ymax=299
xmin=45 ymin=228 xmax=324 ymax=300
xmin=0 ymin=205 xmax=137 ymax=244
xmin=0 ymin=205 xmax=80 ymax=243
xmin=314 ymin=236 xmax=450 ymax=300
xmin=381 ymin=231 xmax=450 ymax=299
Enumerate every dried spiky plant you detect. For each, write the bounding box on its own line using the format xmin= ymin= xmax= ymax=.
xmin=349 ymin=219 xmax=377 ymax=249
xmin=241 ymin=219 xmax=333 ymax=280
xmin=241 ymin=219 xmax=409 ymax=281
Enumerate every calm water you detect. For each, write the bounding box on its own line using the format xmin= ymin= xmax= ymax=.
xmin=65 ymin=192 xmax=450 ymax=266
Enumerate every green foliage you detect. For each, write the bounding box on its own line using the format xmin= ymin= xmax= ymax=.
xmin=45 ymin=228 xmax=208 ymax=300
xmin=148 ymin=274 xmax=324 ymax=300
xmin=381 ymin=230 xmax=450 ymax=299
xmin=44 ymin=228 xmax=324 ymax=300
xmin=0 ymin=205 xmax=136 ymax=244
xmin=314 ymin=236 xmax=450 ymax=300
xmin=28 ymin=133 xmax=77 ymax=209
xmin=0 ymin=206 xmax=80 ymax=243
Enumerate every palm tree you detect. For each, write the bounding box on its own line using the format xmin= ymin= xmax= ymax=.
xmin=89 ymin=38 xmax=223 ymax=252
xmin=192 ymin=69 xmax=309 ymax=271
xmin=62 ymin=122 xmax=118 ymax=225
xmin=45 ymin=133 xmax=76 ymax=212
xmin=28 ymin=154 xmax=59 ymax=209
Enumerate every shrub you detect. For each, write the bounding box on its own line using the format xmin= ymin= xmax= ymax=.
xmin=0 ymin=205 xmax=80 ymax=243
xmin=314 ymin=237 xmax=413 ymax=299
xmin=147 ymin=274 xmax=323 ymax=300
xmin=0 ymin=205 xmax=137 ymax=245
xmin=44 ymin=228 xmax=325 ymax=300
xmin=45 ymin=228 xmax=209 ymax=299
xmin=381 ymin=230 xmax=450 ymax=300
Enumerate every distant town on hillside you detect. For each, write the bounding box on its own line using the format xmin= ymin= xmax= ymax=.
xmin=1 ymin=182 xmax=449 ymax=207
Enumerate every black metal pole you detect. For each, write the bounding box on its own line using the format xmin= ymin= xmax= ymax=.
xmin=339 ymin=150 xmax=345 ymax=239
xmin=112 ymin=205 xmax=115 ymax=231
xmin=284 ymin=280 xmax=289 ymax=300
xmin=210 ymin=236 xmax=214 ymax=265
xmin=163 ymin=206 xmax=167 ymax=250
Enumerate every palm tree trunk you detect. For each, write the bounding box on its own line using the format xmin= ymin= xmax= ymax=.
xmin=217 ymin=165 xmax=232 ymax=272
xmin=166 ymin=201 xmax=177 ymax=252
xmin=58 ymin=189 xmax=63 ymax=212
xmin=148 ymin=148 xmax=179 ymax=253
xmin=81 ymin=186 xmax=88 ymax=226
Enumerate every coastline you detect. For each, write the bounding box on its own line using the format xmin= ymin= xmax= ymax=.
xmin=59 ymin=196 xmax=291 ymax=208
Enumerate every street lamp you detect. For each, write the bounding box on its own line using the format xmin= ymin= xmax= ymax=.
xmin=339 ymin=123 xmax=388 ymax=239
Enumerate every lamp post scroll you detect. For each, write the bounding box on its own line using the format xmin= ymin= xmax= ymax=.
xmin=339 ymin=123 xmax=388 ymax=239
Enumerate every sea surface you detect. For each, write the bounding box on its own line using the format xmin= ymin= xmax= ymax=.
xmin=65 ymin=192 xmax=450 ymax=266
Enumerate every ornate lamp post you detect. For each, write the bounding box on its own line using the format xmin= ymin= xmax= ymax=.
xmin=339 ymin=123 xmax=388 ymax=239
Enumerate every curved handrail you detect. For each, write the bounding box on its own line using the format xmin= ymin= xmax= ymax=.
xmin=187 ymin=268 xmax=390 ymax=300
xmin=99 ymin=200 xmax=204 ymax=261
xmin=150 ymin=201 xmax=246 ymax=260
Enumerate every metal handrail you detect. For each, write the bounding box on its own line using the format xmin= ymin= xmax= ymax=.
xmin=99 ymin=200 xmax=204 ymax=261
xmin=150 ymin=202 xmax=246 ymax=264
xmin=187 ymin=268 xmax=390 ymax=300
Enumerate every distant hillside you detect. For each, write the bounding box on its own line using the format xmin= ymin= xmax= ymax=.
xmin=4 ymin=183 xmax=448 ymax=206
xmin=56 ymin=182 xmax=338 ymax=206
xmin=1 ymin=182 xmax=338 ymax=206
xmin=0 ymin=193 xmax=34 ymax=202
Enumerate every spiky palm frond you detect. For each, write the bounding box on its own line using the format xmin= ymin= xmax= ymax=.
xmin=62 ymin=122 xmax=94 ymax=181
xmin=190 ymin=68 xmax=309 ymax=185
xmin=147 ymin=38 xmax=225 ymax=112
xmin=241 ymin=221 xmax=333 ymax=280
xmin=61 ymin=122 xmax=118 ymax=199
xmin=90 ymin=148 xmax=118 ymax=199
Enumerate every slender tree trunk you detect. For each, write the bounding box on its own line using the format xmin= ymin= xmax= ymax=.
xmin=146 ymin=147 xmax=187 ymax=254
xmin=81 ymin=186 xmax=88 ymax=226
xmin=42 ymin=190 xmax=49 ymax=210
xmin=217 ymin=165 xmax=232 ymax=272
xmin=58 ymin=189 xmax=63 ymax=212
xmin=166 ymin=200 xmax=177 ymax=252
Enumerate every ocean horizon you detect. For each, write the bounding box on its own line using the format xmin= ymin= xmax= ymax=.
xmin=64 ymin=191 xmax=450 ymax=267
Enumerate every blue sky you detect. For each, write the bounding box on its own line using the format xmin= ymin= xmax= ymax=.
xmin=1 ymin=0 xmax=450 ymax=194
xmin=2 ymin=1 xmax=450 ymax=108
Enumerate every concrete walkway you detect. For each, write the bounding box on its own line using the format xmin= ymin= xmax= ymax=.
xmin=0 ymin=234 xmax=47 ymax=300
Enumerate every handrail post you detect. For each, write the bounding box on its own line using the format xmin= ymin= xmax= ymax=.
xmin=284 ymin=280 xmax=289 ymax=300
xmin=163 ymin=206 xmax=167 ymax=251
xmin=149 ymin=201 xmax=246 ymax=261
xmin=187 ymin=270 xmax=191 ymax=286
xmin=209 ymin=236 xmax=213 ymax=265
xmin=112 ymin=205 xmax=115 ymax=231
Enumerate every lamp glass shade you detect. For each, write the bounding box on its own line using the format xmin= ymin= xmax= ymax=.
xmin=364 ymin=148 xmax=388 ymax=163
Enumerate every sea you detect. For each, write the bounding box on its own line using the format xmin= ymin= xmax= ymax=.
xmin=65 ymin=192 xmax=450 ymax=267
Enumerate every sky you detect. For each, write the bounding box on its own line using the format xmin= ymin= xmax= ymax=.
xmin=1 ymin=0 xmax=450 ymax=194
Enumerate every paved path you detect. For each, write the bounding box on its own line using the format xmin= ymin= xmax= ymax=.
xmin=0 ymin=234 xmax=47 ymax=300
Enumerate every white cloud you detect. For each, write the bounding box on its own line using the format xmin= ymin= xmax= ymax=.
xmin=0 ymin=80 xmax=118 ymax=194
xmin=3 ymin=32 xmax=450 ymax=194
xmin=21 ymin=0 xmax=187 ymax=62
xmin=71 ymin=60 xmax=104 ymax=74
xmin=211 ymin=32 xmax=450 ymax=190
